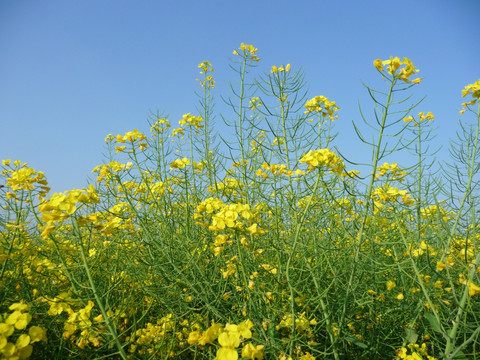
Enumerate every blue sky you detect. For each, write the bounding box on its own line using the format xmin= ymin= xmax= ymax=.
xmin=1 ymin=0 xmax=479 ymax=194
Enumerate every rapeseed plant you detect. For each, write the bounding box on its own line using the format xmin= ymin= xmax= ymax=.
xmin=1 ymin=44 xmax=480 ymax=359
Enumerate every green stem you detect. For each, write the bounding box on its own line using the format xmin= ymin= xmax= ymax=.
xmin=74 ymin=220 xmax=128 ymax=359
xmin=285 ymin=170 xmax=322 ymax=356
xmin=338 ymin=77 xmax=396 ymax=334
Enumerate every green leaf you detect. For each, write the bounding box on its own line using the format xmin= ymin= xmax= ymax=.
xmin=405 ymin=327 xmax=418 ymax=344
xmin=345 ymin=336 xmax=368 ymax=349
xmin=451 ymin=349 xmax=468 ymax=360
xmin=424 ymin=311 xmax=442 ymax=333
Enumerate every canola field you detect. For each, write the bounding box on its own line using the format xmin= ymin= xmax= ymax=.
xmin=1 ymin=44 xmax=480 ymax=359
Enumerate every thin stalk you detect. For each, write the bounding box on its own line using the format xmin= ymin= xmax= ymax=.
xmin=444 ymin=103 xmax=480 ymax=357
xmin=338 ymin=77 xmax=397 ymax=333
xmin=74 ymin=220 xmax=128 ymax=359
xmin=285 ymin=170 xmax=322 ymax=356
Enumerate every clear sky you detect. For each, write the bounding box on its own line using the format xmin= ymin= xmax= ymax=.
xmin=1 ymin=0 xmax=479 ymax=194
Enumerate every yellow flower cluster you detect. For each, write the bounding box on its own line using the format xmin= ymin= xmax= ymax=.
xmin=248 ymin=97 xmax=262 ymax=111
xmin=465 ymin=281 xmax=480 ymax=296
xmin=420 ymin=204 xmax=454 ymax=221
xmin=150 ymin=117 xmax=171 ymax=135
xmin=104 ymin=129 xmax=146 ymax=143
xmin=92 ymin=161 xmax=133 ymax=183
xmin=276 ymin=312 xmax=317 ymax=334
xmin=371 ymin=184 xmax=414 ymax=214
xmin=2 ymin=160 xmax=50 ymax=199
xmin=127 ymin=314 xmax=176 ymax=356
xmin=404 ymin=111 xmax=435 ymax=126
xmin=255 ymin=163 xmax=305 ymax=179
xmin=197 ymin=61 xmax=215 ymax=88
xmin=460 ymin=79 xmax=480 ymax=114
xmin=38 ymin=184 xmax=100 ymax=238
xmin=0 ymin=302 xmax=47 ymax=360
xmin=170 ymin=157 xmax=191 ymax=170
xmin=195 ymin=197 xmax=225 ymax=216
xmin=41 ymin=293 xmax=105 ymax=349
xmin=186 ymin=319 xmax=262 ymax=360
xmin=215 ymin=320 xmax=262 ymax=360
xmin=304 ymin=95 xmax=339 ymax=121
xmin=211 ymin=203 xmax=252 ymax=231
xmin=299 ymin=148 xmax=345 ymax=175
xmin=373 ymin=57 xmax=421 ymax=84
xmin=233 ymin=43 xmax=260 ymax=62
xmin=208 ymin=177 xmax=243 ymax=196
xmin=395 ymin=342 xmax=438 ymax=360
xmin=270 ymin=64 xmax=291 ymax=73
xmin=170 ymin=127 xmax=185 ymax=137
xmin=374 ymin=162 xmax=407 ymax=182
xmin=271 ymin=137 xmax=283 ymax=147
xmin=179 ymin=113 xmax=204 ymax=129
xmin=194 ymin=198 xmax=263 ymax=233
xmin=105 ymin=129 xmax=148 ymax=151
xmin=408 ymin=240 xmax=437 ymax=259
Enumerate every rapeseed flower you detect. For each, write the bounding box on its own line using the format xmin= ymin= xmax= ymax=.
xmin=299 ymin=148 xmax=345 ymax=175
xmin=270 ymin=64 xmax=291 ymax=73
xmin=197 ymin=61 xmax=215 ymax=88
xmin=373 ymin=57 xmax=421 ymax=83
xmin=233 ymin=43 xmax=260 ymax=62
xmin=404 ymin=112 xmax=434 ymax=126
xmin=467 ymin=281 xmax=480 ymax=296
xmin=304 ymin=95 xmax=339 ymax=121
xmin=386 ymin=281 xmax=396 ymax=291
xmin=460 ymin=79 xmax=480 ymax=114
xmin=179 ymin=113 xmax=204 ymax=129
xmin=216 ymin=331 xmax=240 ymax=360
xmin=242 ymin=343 xmax=264 ymax=359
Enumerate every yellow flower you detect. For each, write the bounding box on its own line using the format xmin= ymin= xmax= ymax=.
xmin=249 ymin=97 xmax=262 ymax=111
xmin=2 ymin=342 xmax=16 ymax=357
xmin=374 ymin=56 xmax=421 ymax=83
xmin=271 ymin=64 xmax=290 ymax=73
xmin=216 ymin=346 xmax=238 ymax=360
xmin=246 ymin=223 xmax=263 ymax=235
xmin=187 ymin=331 xmax=202 ymax=345
xmin=237 ymin=319 xmax=254 ymax=339
xmin=29 ymin=326 xmax=47 ymax=343
xmin=233 ymin=43 xmax=260 ymax=62
xmin=386 ymin=280 xmax=396 ymax=291
xmin=0 ymin=323 xmax=14 ymax=337
xmin=436 ymin=261 xmax=446 ymax=271
xmin=467 ymin=281 xmax=480 ymax=296
xmin=5 ymin=311 xmax=32 ymax=330
xmin=216 ymin=331 xmax=241 ymax=360
xmin=373 ymin=59 xmax=383 ymax=71
xmin=299 ymin=148 xmax=345 ymax=175
xmin=198 ymin=323 xmax=222 ymax=345
xmin=304 ymin=95 xmax=339 ymax=120
xmin=300 ymin=352 xmax=316 ymax=360
xmin=9 ymin=302 xmax=29 ymax=312
xmin=404 ymin=111 xmax=434 ymax=126
xmin=460 ymin=79 xmax=480 ymax=114
xmin=170 ymin=157 xmax=191 ymax=169
xmin=179 ymin=113 xmax=204 ymax=128
xmin=242 ymin=343 xmax=265 ymax=360
xmin=0 ymin=335 xmax=7 ymax=350
xmin=461 ymin=79 xmax=480 ymax=99
xmin=16 ymin=334 xmax=30 ymax=349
